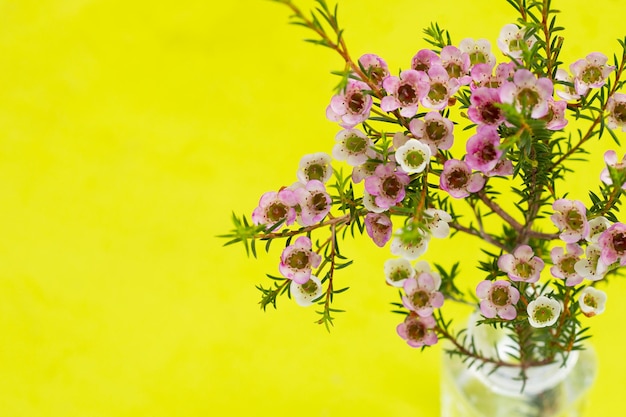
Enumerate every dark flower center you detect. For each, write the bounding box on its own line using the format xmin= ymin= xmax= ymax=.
xmin=348 ymin=92 xmax=365 ymax=113
xmin=382 ymin=175 xmax=402 ymax=197
xmin=288 ymin=250 xmax=309 ymax=270
xmin=406 ymin=319 xmax=426 ymax=340
xmin=479 ymin=143 xmax=498 ymax=162
xmin=310 ymin=192 xmax=327 ymax=212
xmin=612 ymin=232 xmax=626 ymax=253
xmin=267 ymin=202 xmax=287 ymax=222
xmin=448 ymin=169 xmax=468 ymax=189
xmin=411 ymin=290 xmax=430 ymax=308
xmin=398 ymin=84 xmax=417 ymax=105
xmin=425 ymin=121 xmax=446 ymax=141
xmin=491 ymin=287 xmax=510 ymax=306
xmin=480 ymin=102 xmax=502 ymax=124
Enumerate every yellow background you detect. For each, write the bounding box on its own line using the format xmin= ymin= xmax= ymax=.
xmin=1 ymin=0 xmax=625 ymax=415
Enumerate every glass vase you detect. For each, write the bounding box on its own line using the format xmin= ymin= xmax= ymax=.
xmin=440 ymin=315 xmax=598 ymax=417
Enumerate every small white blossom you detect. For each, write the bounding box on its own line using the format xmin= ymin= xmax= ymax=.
xmin=527 ymin=295 xmax=561 ymax=328
xmin=390 ymin=229 xmax=430 ymax=260
xmin=395 ymin=139 xmax=431 ymax=174
xmin=384 ymin=258 xmax=415 ymax=287
xmin=290 ymin=275 xmax=323 ymax=307
xmin=297 ymin=152 xmax=333 ymax=184
xmin=578 ymin=286 xmax=607 ymax=317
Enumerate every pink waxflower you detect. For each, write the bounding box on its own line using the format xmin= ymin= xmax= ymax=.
xmin=358 ymin=53 xmax=389 ymax=88
xmin=279 ymin=236 xmax=322 ymax=284
xmin=607 ymin=93 xmax=626 ymax=132
xmin=251 ymin=189 xmax=298 ymax=230
xmin=365 ymin=212 xmax=393 ymax=247
xmin=440 ymin=45 xmax=471 ymax=84
xmin=364 ymin=163 xmax=411 ymax=209
xmin=332 ymin=128 xmax=375 ymax=167
xmin=292 ymin=180 xmax=332 ymax=226
xmin=326 ymin=79 xmax=373 ymax=128
xmin=402 ymin=273 xmax=444 ymax=317
xmin=411 ymin=49 xmax=441 ymax=72
xmin=497 ymin=24 xmax=536 ymax=59
xmin=471 ymin=62 xmax=517 ymax=90
xmin=476 ymin=280 xmax=520 ymax=320
xmin=422 ymin=64 xmax=461 ymax=110
xmin=570 ymin=52 xmax=615 ymax=96
xmin=439 ymin=159 xmax=485 ymax=199
xmin=485 ymin=158 xmax=514 ymax=177
xmin=543 ymin=98 xmax=568 ymax=130
xmin=498 ymin=245 xmax=544 ymax=283
xmin=465 ymin=124 xmax=503 ymax=173
xmin=598 ymin=222 xmax=626 ymax=266
xmin=600 ymin=150 xmax=626 ymax=189
xmin=500 ymin=69 xmax=553 ymax=119
xmin=408 ymin=112 xmax=454 ymax=154
xmin=396 ymin=313 xmax=438 ymax=348
xmin=550 ymin=243 xmax=584 ymax=286
xmin=381 ymin=70 xmax=430 ymax=117
xmin=297 ymin=152 xmax=333 ymax=184
xmin=551 ymin=199 xmax=589 ymax=243
xmin=459 ymin=38 xmax=496 ymax=69
xmin=468 ymin=87 xmax=506 ymax=126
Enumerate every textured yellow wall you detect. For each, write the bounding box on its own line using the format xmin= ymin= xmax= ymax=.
xmin=0 ymin=0 xmax=625 ymax=415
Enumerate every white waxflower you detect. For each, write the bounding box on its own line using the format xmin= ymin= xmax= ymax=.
xmin=384 ymin=258 xmax=415 ymax=287
xmin=390 ymin=229 xmax=430 ymax=260
xmin=297 ymin=152 xmax=333 ymax=184
xmin=290 ymin=274 xmax=323 ymax=307
xmin=497 ymin=24 xmax=536 ymax=59
xmin=395 ymin=139 xmax=431 ymax=174
xmin=332 ymin=129 xmax=374 ymax=167
xmin=578 ymin=286 xmax=607 ymax=317
xmin=527 ymin=295 xmax=561 ymax=328
xmin=574 ymin=244 xmax=608 ymax=281
xmin=586 ymin=216 xmax=611 ymax=243
xmin=424 ymin=208 xmax=452 ymax=238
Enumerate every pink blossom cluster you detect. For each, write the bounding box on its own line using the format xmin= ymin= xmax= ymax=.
xmin=320 ymin=24 xmax=619 ymax=344
xmin=248 ymin=17 xmax=624 ymax=342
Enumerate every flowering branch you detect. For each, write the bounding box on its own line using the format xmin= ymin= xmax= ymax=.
xmin=224 ymin=0 xmax=626 ymax=383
